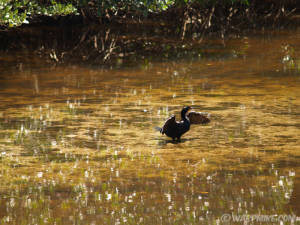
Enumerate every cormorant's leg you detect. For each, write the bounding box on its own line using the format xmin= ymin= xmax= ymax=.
xmin=177 ymin=137 xmax=181 ymax=142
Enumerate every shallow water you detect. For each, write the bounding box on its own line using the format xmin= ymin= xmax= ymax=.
xmin=0 ymin=30 xmax=300 ymax=224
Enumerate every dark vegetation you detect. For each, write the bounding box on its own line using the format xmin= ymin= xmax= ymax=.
xmin=0 ymin=0 xmax=299 ymax=66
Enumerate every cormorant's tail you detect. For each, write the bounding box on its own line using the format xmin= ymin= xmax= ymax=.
xmin=154 ymin=127 xmax=162 ymax=132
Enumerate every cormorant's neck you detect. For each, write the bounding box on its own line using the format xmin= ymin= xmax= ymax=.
xmin=181 ymin=111 xmax=188 ymax=121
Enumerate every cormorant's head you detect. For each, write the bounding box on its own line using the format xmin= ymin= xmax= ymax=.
xmin=181 ymin=106 xmax=192 ymax=117
xmin=183 ymin=106 xmax=192 ymax=112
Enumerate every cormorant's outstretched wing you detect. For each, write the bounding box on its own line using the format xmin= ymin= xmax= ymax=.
xmin=187 ymin=111 xmax=210 ymax=124
xmin=161 ymin=115 xmax=176 ymax=134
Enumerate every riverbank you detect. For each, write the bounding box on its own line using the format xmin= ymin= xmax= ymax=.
xmin=0 ymin=0 xmax=299 ymax=66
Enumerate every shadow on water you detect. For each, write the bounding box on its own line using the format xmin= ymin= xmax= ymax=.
xmin=156 ymin=137 xmax=200 ymax=146
xmin=0 ymin=29 xmax=300 ymax=224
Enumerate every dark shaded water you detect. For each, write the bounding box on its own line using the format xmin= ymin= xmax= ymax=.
xmin=0 ymin=30 xmax=300 ymax=224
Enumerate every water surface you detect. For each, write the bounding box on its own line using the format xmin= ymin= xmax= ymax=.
xmin=0 ymin=30 xmax=300 ymax=224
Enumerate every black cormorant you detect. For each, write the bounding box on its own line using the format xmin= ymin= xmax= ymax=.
xmin=156 ymin=106 xmax=210 ymax=141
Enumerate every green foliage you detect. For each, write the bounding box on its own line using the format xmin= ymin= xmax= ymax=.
xmin=0 ymin=0 xmax=251 ymax=27
xmin=0 ymin=0 xmax=77 ymax=27
xmin=75 ymin=0 xmax=174 ymax=16
xmin=175 ymin=0 xmax=249 ymax=6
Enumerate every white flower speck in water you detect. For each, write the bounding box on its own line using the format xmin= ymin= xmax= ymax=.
xmin=106 ymin=193 xmax=111 ymax=201
xmin=279 ymin=180 xmax=284 ymax=186
xmin=37 ymin=172 xmax=43 ymax=178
